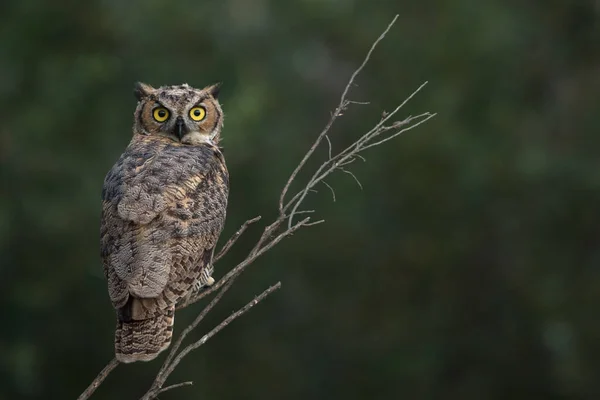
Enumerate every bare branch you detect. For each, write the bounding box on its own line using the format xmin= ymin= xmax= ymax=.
xmin=362 ymin=81 xmax=430 ymax=140
xmin=337 ymin=157 xmax=357 ymax=167
xmin=304 ymin=219 xmax=325 ymax=227
xmin=341 ymin=168 xmax=363 ymax=190
xmin=278 ymin=15 xmax=400 ymax=213
xmin=325 ymin=134 xmax=333 ymax=160
xmin=215 ymin=216 xmax=261 ymax=262
xmin=290 ymin=210 xmax=315 ymax=216
xmin=338 ymin=15 xmax=400 ymax=107
xmin=77 ymin=358 xmax=119 ymax=400
xmin=156 ymin=381 xmax=193 ymax=395
xmin=322 ymin=181 xmax=336 ymax=202
xmin=159 ymin=280 xmax=236 ymax=384
xmin=362 ymin=112 xmax=436 ymax=150
xmin=169 ymin=283 xmax=281 ymax=377
xmin=283 ymin=81 xmax=433 ymax=228
xmin=141 ymin=283 xmax=282 ymax=399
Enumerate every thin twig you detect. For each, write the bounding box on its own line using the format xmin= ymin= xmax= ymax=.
xmin=303 ymin=219 xmax=325 ymax=227
xmin=341 ymin=168 xmax=363 ymax=190
xmin=325 ymin=135 xmax=333 ymax=160
xmin=338 ymin=157 xmax=357 ymax=167
xmin=362 ymin=112 xmax=436 ymax=150
xmin=338 ymin=16 xmax=400 ymax=110
xmin=215 ymin=216 xmax=261 ymax=262
xmin=156 ymin=381 xmax=193 ymax=395
xmin=322 ymin=181 xmax=336 ymax=202
xmin=358 ymin=81 xmax=430 ymax=144
xmin=77 ymin=358 xmax=119 ymax=400
xmin=289 ymin=210 xmax=315 ymax=216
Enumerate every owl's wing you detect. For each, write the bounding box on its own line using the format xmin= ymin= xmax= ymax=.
xmin=101 ymin=139 xmax=229 ymax=310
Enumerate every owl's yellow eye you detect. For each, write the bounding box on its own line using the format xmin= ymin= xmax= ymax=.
xmin=153 ymin=107 xmax=170 ymax=122
xmin=189 ymin=106 xmax=206 ymax=121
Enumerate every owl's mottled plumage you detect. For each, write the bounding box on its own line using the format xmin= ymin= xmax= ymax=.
xmin=100 ymin=82 xmax=228 ymax=363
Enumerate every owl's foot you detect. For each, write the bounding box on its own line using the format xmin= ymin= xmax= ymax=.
xmin=180 ymin=265 xmax=216 ymax=306
xmin=193 ymin=264 xmax=215 ymax=293
xmin=193 ymin=277 xmax=215 ymax=292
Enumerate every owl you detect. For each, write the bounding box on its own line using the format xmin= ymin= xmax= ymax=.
xmin=100 ymin=82 xmax=229 ymax=363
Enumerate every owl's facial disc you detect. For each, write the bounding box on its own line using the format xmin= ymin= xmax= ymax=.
xmin=135 ymin=83 xmax=223 ymax=144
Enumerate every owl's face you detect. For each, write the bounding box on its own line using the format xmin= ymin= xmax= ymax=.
xmin=133 ymin=82 xmax=223 ymax=145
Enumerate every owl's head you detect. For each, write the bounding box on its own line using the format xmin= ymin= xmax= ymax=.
xmin=133 ymin=82 xmax=224 ymax=145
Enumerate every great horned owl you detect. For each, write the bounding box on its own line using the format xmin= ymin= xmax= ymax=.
xmin=100 ymin=82 xmax=229 ymax=363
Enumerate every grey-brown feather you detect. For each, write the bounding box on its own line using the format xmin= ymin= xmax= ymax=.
xmin=100 ymin=82 xmax=228 ymax=363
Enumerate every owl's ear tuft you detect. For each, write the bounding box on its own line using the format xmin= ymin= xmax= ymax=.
xmin=134 ymin=82 xmax=155 ymax=101
xmin=205 ymin=82 xmax=222 ymax=99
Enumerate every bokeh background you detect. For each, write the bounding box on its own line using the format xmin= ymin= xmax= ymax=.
xmin=2 ymin=0 xmax=600 ymax=399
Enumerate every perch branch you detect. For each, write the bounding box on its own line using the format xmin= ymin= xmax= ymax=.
xmin=140 ymin=283 xmax=282 ymax=400
xmin=158 ymin=280 xmax=236 ymax=384
xmin=178 ymin=216 xmax=312 ymax=309
xmin=77 ymin=358 xmax=119 ymax=400
xmin=78 ymin=13 xmax=434 ymax=400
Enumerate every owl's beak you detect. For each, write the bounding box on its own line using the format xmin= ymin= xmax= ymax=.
xmin=175 ymin=116 xmax=187 ymax=140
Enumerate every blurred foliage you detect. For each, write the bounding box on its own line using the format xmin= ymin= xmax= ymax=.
xmin=1 ymin=0 xmax=600 ymax=399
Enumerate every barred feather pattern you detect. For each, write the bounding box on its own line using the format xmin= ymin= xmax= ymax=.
xmin=101 ymin=134 xmax=228 ymax=363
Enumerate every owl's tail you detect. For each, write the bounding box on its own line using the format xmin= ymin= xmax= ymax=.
xmin=114 ymin=305 xmax=174 ymax=363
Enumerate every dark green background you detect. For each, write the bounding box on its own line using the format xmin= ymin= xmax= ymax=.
xmin=2 ymin=1 xmax=599 ymax=399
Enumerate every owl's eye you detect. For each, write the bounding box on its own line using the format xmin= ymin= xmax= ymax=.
xmin=153 ymin=107 xmax=170 ymax=122
xmin=189 ymin=106 xmax=206 ymax=121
